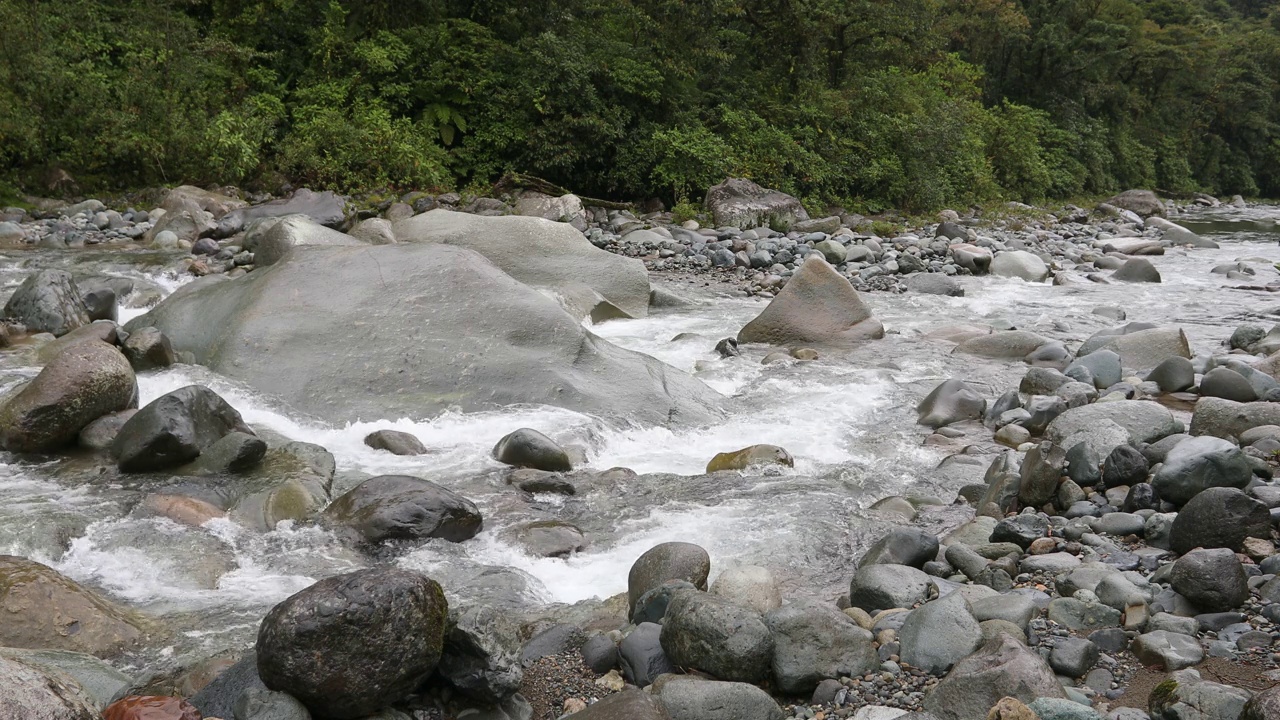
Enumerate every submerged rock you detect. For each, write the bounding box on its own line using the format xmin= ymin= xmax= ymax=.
xmin=363 ymin=429 xmax=427 ymax=456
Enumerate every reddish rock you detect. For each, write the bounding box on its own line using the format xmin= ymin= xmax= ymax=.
xmin=104 ymin=696 xmax=202 ymax=720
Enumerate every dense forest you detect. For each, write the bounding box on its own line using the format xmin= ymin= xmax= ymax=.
xmin=2 ymin=0 xmax=1278 ymax=212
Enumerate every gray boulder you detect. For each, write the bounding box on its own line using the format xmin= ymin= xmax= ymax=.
xmin=324 ymin=474 xmax=482 ymax=544
xmin=1169 ymin=487 xmax=1271 ymax=554
xmin=1148 ymin=357 xmax=1195 ymax=393
xmin=898 ymin=592 xmax=982 ymax=674
xmin=1152 ymin=436 xmax=1250 ymax=506
xmin=917 ymin=379 xmax=986 ymax=428
xmin=1113 ymin=258 xmax=1161 ymax=283
xmin=563 ymin=688 xmax=668 ymax=720
xmin=954 ymin=331 xmax=1049 ymax=359
xmin=660 ymin=591 xmax=774 ymax=683
xmin=990 ymin=251 xmax=1049 ymax=282
xmin=1105 ymin=190 xmax=1166 ymax=217
xmin=737 ymin=255 xmax=883 ymax=347
xmin=1190 ymin=397 xmax=1280 ymax=439
xmin=1169 ymin=548 xmax=1247 ymax=613
xmin=363 ymin=429 xmax=427 ymax=456
xmin=253 ymin=215 xmax=363 ymax=267
xmin=0 ymin=648 xmax=131 ymax=711
xmin=628 ymin=543 xmax=711 ymax=616
xmin=492 ymin=428 xmax=571 ymax=471
xmin=923 ymin=633 xmax=1066 ymax=720
xmin=395 ymin=209 xmax=650 ymax=320
xmin=1046 ymin=401 xmax=1178 ymax=450
xmin=654 ymin=676 xmax=784 ymax=720
xmin=437 ymin=604 xmax=523 ymax=704
xmin=1090 ymin=327 xmax=1191 ymax=373
xmin=906 ymin=274 xmax=963 ymax=296
xmin=849 ymin=564 xmax=931 ymax=612
xmin=0 ymin=654 xmax=99 ymax=720
xmin=232 ymin=688 xmax=312 ymax=720
xmin=765 ymin=601 xmax=877 ymax=694
xmin=1242 ymin=686 xmax=1280 ymax=720
xmin=1130 ymin=631 xmax=1204 ymax=670
xmin=256 ymin=568 xmax=448 ymax=719
xmin=619 ymin=622 xmax=674 ymax=687
xmin=1019 ymin=442 xmax=1068 ymax=508
xmin=112 ymin=385 xmax=252 ymax=472
xmin=1200 ymin=367 xmax=1258 ymax=402
xmin=121 ymin=326 xmax=176 ymax=371
xmin=704 ymin=178 xmax=809 ymax=231
xmin=218 ymin=188 xmax=348 ymax=236
xmin=4 ymin=269 xmax=91 ymax=337
xmin=1049 ymin=637 xmax=1099 ymax=677
xmin=127 ymin=243 xmax=720 ymax=426
xmin=1067 ymin=350 xmax=1122 ymax=390
xmin=0 ymin=341 xmax=136 ymax=452
xmin=860 ymin=529 xmax=939 ymax=569
xmin=708 ymin=566 xmax=782 ymax=614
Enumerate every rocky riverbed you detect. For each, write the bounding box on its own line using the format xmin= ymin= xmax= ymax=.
xmin=1 ymin=181 xmax=1280 ymax=720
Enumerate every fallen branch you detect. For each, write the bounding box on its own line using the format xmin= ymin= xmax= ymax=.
xmin=492 ymin=173 xmax=633 ymax=211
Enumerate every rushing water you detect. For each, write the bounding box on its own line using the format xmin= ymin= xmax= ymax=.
xmin=1 ymin=205 xmax=1278 ymax=674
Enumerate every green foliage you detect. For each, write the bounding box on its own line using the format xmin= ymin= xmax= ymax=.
xmin=0 ymin=0 xmax=1277 ymax=207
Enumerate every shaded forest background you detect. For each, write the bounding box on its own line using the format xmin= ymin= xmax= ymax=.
xmin=2 ymin=0 xmax=1279 ymax=212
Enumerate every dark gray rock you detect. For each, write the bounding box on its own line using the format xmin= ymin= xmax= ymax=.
xmin=191 ymin=654 xmax=266 ymax=720
xmin=628 ymin=543 xmax=710 ymax=616
xmin=1049 ymin=637 xmax=1099 ymax=677
xmin=192 ymin=431 xmax=268 ymax=473
xmin=992 ymin=514 xmax=1050 ymax=550
xmin=1148 ymin=357 xmax=1195 ymax=393
xmin=1170 ymin=548 xmax=1248 ymax=613
xmin=1123 ymin=483 xmax=1161 ymax=512
xmin=232 ymin=688 xmax=311 ymax=720
xmin=1152 ymin=436 xmax=1251 ymax=506
xmin=917 ymin=379 xmax=986 ymax=428
xmin=765 ymin=601 xmax=876 ymax=694
xmin=220 ymin=189 xmax=348 ymax=235
xmin=1103 ymin=444 xmax=1149 ymax=488
xmin=256 ymin=568 xmax=447 ymax=719
xmin=1200 ymin=367 xmax=1259 ymax=403
xmin=112 ymin=385 xmax=252 ymax=472
xmin=324 ymin=474 xmax=482 ymax=544
xmin=922 ymin=633 xmax=1066 ymax=720
xmin=898 ymin=592 xmax=982 ymax=674
xmin=859 ymin=529 xmax=940 ymax=569
xmin=1112 ymin=258 xmax=1161 ymax=283
xmin=633 ymin=580 xmax=696 ymax=624
xmin=661 ymin=591 xmax=774 ymax=683
xmin=120 ymin=327 xmax=176 ymax=371
xmin=1170 ymin=487 xmax=1271 ymax=554
xmin=1067 ymin=350 xmax=1122 ymax=390
xmin=81 ymin=288 xmax=117 ymax=323
xmin=492 ymin=428 xmax=570 ymax=471
xmin=363 ymin=429 xmax=427 ymax=456
xmin=3 ymin=269 xmax=90 ymax=337
xmin=849 ymin=564 xmax=931 ymax=612
xmin=581 ymin=634 xmax=618 ymax=674
xmin=1242 ymin=685 xmax=1280 ymax=720
xmin=619 ymin=622 xmax=673 ymax=687
xmin=519 ymin=624 xmax=585 ymax=667
xmin=437 ymin=604 xmax=523 ymax=704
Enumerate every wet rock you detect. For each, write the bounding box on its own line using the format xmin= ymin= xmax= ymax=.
xmin=653 ymin=675 xmax=784 ymax=720
xmin=709 ymin=566 xmax=781 ymax=614
xmin=1130 ymin=631 xmax=1204 ymax=670
xmin=0 ymin=653 xmax=100 ymax=720
xmin=120 ymin=328 xmax=176 ymax=371
xmin=4 ymin=269 xmax=91 ymax=337
xmin=511 ymin=520 xmax=585 ymax=557
xmin=112 ymin=385 xmax=251 ymax=472
xmin=1188 ymin=397 xmax=1280 ymax=439
xmin=661 ymin=591 xmax=774 ymax=683
xmin=1103 ymin=444 xmax=1149 ymax=488
xmin=706 ymin=444 xmax=794 ymax=472
xmin=1113 ymin=258 xmax=1161 ymax=283
xmin=188 ymin=431 xmax=267 ymax=473
xmin=1170 ymin=487 xmax=1271 ymax=554
xmin=0 ymin=648 xmax=132 ymax=711
xmin=765 ymin=600 xmax=877 ymax=694
xmin=324 ymin=474 xmax=482 ymax=544
xmin=256 ymin=568 xmax=448 ymax=719
xmin=231 ymin=688 xmax=311 ymax=720
xmin=1019 ymin=442 xmax=1068 ymax=508
xmin=1152 ymin=436 xmax=1251 ymax=506
xmin=139 ymin=494 xmax=225 ymax=527
xmin=898 ymin=592 xmax=982 ymax=674
xmin=737 ymin=255 xmax=883 ymax=347
xmin=990 ymin=251 xmax=1049 ymax=282
xmin=190 ymin=654 xmax=266 ymax=720
xmin=917 ymin=379 xmax=986 ymax=428
xmin=1148 ymin=357 xmax=1195 ymax=393
xmin=0 ymin=555 xmax=145 ymax=658
xmin=437 ymin=604 xmax=523 ymax=703
xmin=633 ymin=580 xmax=696 ymax=624
xmin=619 ymin=622 xmax=673 ymax=687
xmin=1200 ymin=367 xmax=1258 ymax=402
xmin=492 ymin=428 xmax=571 ymax=471
xmin=849 ymin=564 xmax=931 ymax=613
xmin=102 ymin=696 xmax=201 ymax=720
xmin=704 ymin=178 xmax=809 ymax=231
xmin=1169 ymin=548 xmax=1247 ymax=613
xmin=1049 ymin=637 xmax=1099 ymax=677
xmin=0 ymin=341 xmax=136 ymax=452
xmin=363 ymin=429 xmax=427 ymax=456
xmin=923 ymin=633 xmax=1066 ymax=720
xmin=628 ymin=542 xmax=711 ymax=616
xmin=992 ymin=514 xmax=1050 ymax=550
xmin=860 ymin=528 xmax=940 ymax=569
xmin=906 ymin=274 xmax=963 ymax=296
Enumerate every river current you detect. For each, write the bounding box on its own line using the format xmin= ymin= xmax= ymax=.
xmin=0 ymin=205 xmax=1277 ymax=675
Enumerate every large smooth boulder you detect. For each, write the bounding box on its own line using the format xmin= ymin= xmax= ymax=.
xmin=1152 ymin=436 xmax=1251 ymax=506
xmin=492 ymin=428 xmax=571 ymax=471
xmin=654 ymin=675 xmax=784 ymax=720
xmin=955 ymin=331 xmax=1048 ymax=359
xmin=1189 ymin=397 xmax=1280 ymax=439
xmin=628 ymin=543 xmax=711 ymax=616
xmin=127 ymin=244 xmax=720 ymax=426
xmin=922 ymin=633 xmax=1066 ymax=720
xmin=737 ymin=255 xmax=882 ymax=347
xmin=898 ymin=592 xmax=983 ymax=674
xmin=1170 ymin=487 xmax=1271 ymax=554
xmin=917 ymin=379 xmax=986 ymax=428
xmin=705 ymin=444 xmax=794 ymax=472
xmin=120 ymin=327 xmax=176 ymax=371
xmin=394 ymin=209 xmax=650 ymax=320
xmin=990 ymin=251 xmax=1049 ymax=282
xmin=704 ymin=178 xmax=809 ymax=231
xmin=253 ymin=215 xmax=363 ymax=267
xmin=218 ymin=188 xmax=348 ymax=236
xmin=256 ymin=568 xmax=448 ymax=719
xmin=1095 ymin=328 xmax=1190 ymax=372
xmin=324 ymin=474 xmax=482 ymax=544
xmin=765 ymin=601 xmax=877 ymax=694
xmin=1200 ymin=367 xmax=1258 ymax=402
xmin=848 ymin=564 xmax=930 ymax=612
xmin=0 ymin=654 xmax=100 ymax=720
xmin=0 ymin=556 xmax=146 ymax=658
xmin=1105 ymin=190 xmax=1165 ymax=217
xmin=0 ymin=341 xmax=136 ymax=452
xmin=112 ymin=385 xmax=252 ymax=472
xmin=860 ymin=529 xmax=939 ymax=569
xmin=1046 ymin=401 xmax=1178 ymax=450
xmin=4 ymin=269 xmax=91 ymax=336
xmin=1130 ymin=631 xmax=1204 ymax=670
xmin=660 ymin=591 xmax=774 ymax=683
xmin=1169 ymin=548 xmax=1248 ymax=613
xmin=1112 ymin=258 xmax=1161 ymax=283
xmin=619 ymin=622 xmax=674 ymax=687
